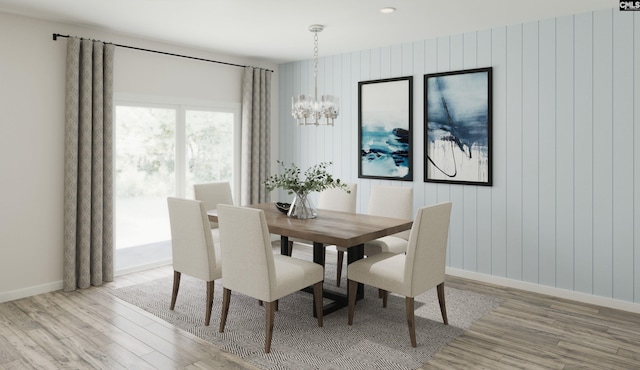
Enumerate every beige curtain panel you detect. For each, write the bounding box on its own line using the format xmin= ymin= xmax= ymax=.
xmin=63 ymin=37 xmax=115 ymax=292
xmin=240 ymin=66 xmax=272 ymax=205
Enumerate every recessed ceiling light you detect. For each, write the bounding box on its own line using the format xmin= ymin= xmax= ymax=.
xmin=380 ymin=7 xmax=396 ymax=14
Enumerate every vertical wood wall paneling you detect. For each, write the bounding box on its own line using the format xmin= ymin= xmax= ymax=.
xmin=506 ymin=24 xmax=524 ymax=280
xmin=476 ymin=29 xmax=493 ymax=275
xmin=317 ymin=55 xmax=329 ymax=163
xmin=436 ymin=36 xmax=453 ymax=266
xmin=424 ymin=39 xmax=440 ymax=208
xmin=491 ymin=26 xmax=508 ymax=278
xmin=573 ymin=11 xmax=595 ymax=296
xmin=413 ymin=41 xmax=426 ymax=211
xmin=522 ymin=20 xmax=540 ymax=284
xmin=449 ymin=33 xmax=465 ymax=269
xmin=463 ymin=31 xmax=479 ymax=272
xmin=634 ymin=11 xmax=640 ymax=304
xmin=538 ymin=18 xmax=558 ymax=288
xmin=592 ymin=9 xmax=614 ymax=299
xmin=277 ymin=7 xmax=640 ymax=305
xmin=555 ymin=15 xmax=576 ymax=291
xmin=612 ymin=10 xmax=634 ymax=302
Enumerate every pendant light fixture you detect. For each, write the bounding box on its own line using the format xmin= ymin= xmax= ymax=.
xmin=291 ymin=24 xmax=339 ymax=126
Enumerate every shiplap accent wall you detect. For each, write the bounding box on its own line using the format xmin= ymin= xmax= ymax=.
xmin=278 ymin=8 xmax=639 ymax=304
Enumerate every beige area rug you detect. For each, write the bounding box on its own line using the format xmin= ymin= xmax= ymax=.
xmin=111 ymin=252 xmax=501 ymax=369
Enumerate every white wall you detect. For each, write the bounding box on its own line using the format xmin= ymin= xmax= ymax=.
xmin=0 ymin=12 xmax=278 ymax=301
xmin=278 ymin=8 xmax=640 ymax=309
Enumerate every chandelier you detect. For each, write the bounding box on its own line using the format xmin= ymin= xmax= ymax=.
xmin=292 ymin=24 xmax=339 ymax=126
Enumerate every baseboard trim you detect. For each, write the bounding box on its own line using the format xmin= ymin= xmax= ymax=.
xmin=0 ymin=281 xmax=63 ymax=304
xmin=446 ymin=267 xmax=640 ymax=314
xmin=115 ymin=259 xmax=172 ymax=276
xmin=0 ymin=259 xmax=172 ymax=304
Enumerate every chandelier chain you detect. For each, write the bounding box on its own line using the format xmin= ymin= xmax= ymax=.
xmin=291 ymin=24 xmax=339 ymax=126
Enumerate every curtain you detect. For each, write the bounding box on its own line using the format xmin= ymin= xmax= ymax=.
xmin=240 ymin=66 xmax=272 ymax=205
xmin=63 ymin=38 xmax=115 ymax=292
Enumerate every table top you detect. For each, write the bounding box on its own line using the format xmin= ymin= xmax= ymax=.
xmin=208 ymin=202 xmax=413 ymax=248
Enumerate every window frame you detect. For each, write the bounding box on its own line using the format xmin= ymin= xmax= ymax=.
xmin=114 ymin=93 xmax=242 ymax=199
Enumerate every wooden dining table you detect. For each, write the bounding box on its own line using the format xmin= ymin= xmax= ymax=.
xmin=208 ymin=202 xmax=413 ymax=315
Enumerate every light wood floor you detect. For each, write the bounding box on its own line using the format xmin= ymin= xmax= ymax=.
xmin=2 ymin=262 xmax=639 ymax=369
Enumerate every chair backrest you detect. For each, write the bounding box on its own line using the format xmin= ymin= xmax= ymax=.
xmin=404 ymin=202 xmax=452 ymax=297
xmin=318 ymin=183 xmax=358 ymax=213
xmin=167 ymin=197 xmax=219 ymax=281
xmin=194 ymin=182 xmax=233 ymax=228
xmin=216 ymin=204 xmax=275 ymax=302
xmin=367 ymin=185 xmax=413 ymax=240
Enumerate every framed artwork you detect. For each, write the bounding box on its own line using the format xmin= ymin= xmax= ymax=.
xmin=424 ymin=67 xmax=492 ymax=186
xmin=358 ymin=76 xmax=413 ymax=181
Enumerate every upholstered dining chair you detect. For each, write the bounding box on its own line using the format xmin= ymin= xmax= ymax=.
xmin=335 ymin=185 xmax=413 ymax=286
xmin=216 ymin=204 xmax=324 ymax=353
xmin=194 ymin=181 xmax=234 ymax=229
xmin=347 ymin=201 xmax=453 ymax=347
xmin=286 ymin=183 xmax=357 ymax=285
xmin=167 ymin=197 xmax=222 ymax=326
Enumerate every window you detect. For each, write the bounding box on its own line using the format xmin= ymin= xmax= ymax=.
xmin=114 ymin=97 xmax=240 ymax=272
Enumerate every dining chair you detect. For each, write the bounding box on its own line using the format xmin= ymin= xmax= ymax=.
xmin=167 ymin=197 xmax=222 ymax=326
xmin=193 ymin=181 xmax=234 ymax=229
xmin=285 ymin=183 xmax=357 ymax=286
xmin=347 ymin=201 xmax=453 ymax=347
xmin=216 ymin=204 xmax=324 ymax=353
xmin=335 ymin=185 xmax=413 ymax=286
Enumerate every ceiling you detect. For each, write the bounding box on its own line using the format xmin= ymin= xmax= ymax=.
xmin=0 ymin=0 xmax=616 ymax=64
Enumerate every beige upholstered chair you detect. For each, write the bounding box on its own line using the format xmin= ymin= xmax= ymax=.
xmin=216 ymin=204 xmax=324 ymax=353
xmin=167 ymin=197 xmax=222 ymax=326
xmin=193 ymin=182 xmax=234 ymax=229
xmin=285 ymin=183 xmax=357 ymax=286
xmin=336 ymin=185 xmax=413 ymax=286
xmin=286 ymin=183 xmax=357 ymax=249
xmin=347 ymin=202 xmax=453 ymax=347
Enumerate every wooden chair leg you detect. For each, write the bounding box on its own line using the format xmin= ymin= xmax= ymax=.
xmin=336 ymin=251 xmax=344 ymax=287
xmin=219 ymin=288 xmax=231 ymax=333
xmin=347 ymin=279 xmax=357 ymax=325
xmin=437 ymin=282 xmax=448 ymax=325
xmin=265 ymin=301 xmax=276 ymax=353
xmin=313 ymin=281 xmax=323 ymax=327
xmin=381 ymin=290 xmax=388 ymax=308
xmin=170 ymin=271 xmax=181 ymax=310
xmin=205 ymin=281 xmax=214 ymax=326
xmin=406 ymin=296 xmax=417 ymax=347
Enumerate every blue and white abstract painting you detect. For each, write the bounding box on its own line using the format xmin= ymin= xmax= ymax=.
xmin=425 ymin=68 xmax=492 ymax=185
xmin=359 ymin=77 xmax=412 ymax=180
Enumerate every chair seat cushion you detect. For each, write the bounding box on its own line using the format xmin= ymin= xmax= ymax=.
xmin=272 ymin=255 xmax=324 ymax=301
xmin=347 ymin=252 xmax=409 ymax=296
xmin=364 ymin=236 xmax=408 ymax=256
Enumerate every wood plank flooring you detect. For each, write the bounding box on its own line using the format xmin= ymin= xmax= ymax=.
xmin=2 ymin=257 xmax=640 ymax=369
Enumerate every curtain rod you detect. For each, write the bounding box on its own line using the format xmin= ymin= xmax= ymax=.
xmin=52 ymin=33 xmax=274 ymax=72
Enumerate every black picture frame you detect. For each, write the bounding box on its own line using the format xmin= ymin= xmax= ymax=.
xmin=424 ymin=67 xmax=492 ymax=186
xmin=358 ymin=76 xmax=413 ymax=181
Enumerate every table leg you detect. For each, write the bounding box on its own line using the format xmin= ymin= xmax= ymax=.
xmin=280 ymin=235 xmax=289 ymax=255
xmin=307 ymin=242 xmax=365 ymax=317
xmin=312 ymin=242 xmax=325 ymax=267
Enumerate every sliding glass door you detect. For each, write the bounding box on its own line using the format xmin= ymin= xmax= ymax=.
xmin=114 ymin=100 xmax=238 ymax=272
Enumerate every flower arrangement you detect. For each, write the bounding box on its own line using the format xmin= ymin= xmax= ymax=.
xmin=264 ymin=161 xmax=349 ymax=195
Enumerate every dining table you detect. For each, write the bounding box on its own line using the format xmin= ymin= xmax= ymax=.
xmin=208 ymin=202 xmax=413 ymax=316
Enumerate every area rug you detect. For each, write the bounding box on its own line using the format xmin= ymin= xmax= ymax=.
xmin=111 ymin=253 xmax=501 ymax=369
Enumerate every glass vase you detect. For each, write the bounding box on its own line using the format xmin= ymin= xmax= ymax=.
xmin=287 ymin=192 xmax=317 ymax=219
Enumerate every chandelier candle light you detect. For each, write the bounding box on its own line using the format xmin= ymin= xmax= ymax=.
xmin=292 ymin=24 xmax=339 ymax=126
